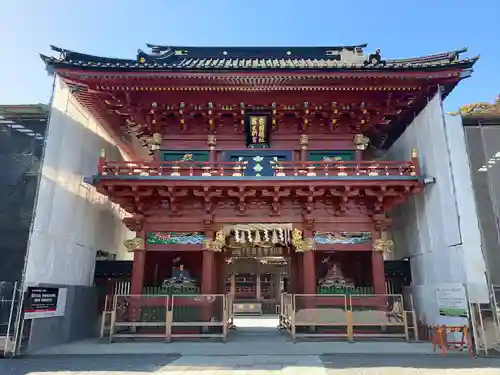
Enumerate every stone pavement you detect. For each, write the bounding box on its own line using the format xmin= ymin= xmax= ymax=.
xmin=29 ymin=317 xmax=437 ymax=357
xmin=1 ymin=354 xmax=500 ymax=374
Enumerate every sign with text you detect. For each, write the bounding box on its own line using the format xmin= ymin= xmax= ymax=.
xmin=245 ymin=114 xmax=270 ymax=148
xmin=437 ymin=283 xmax=468 ymax=318
xmin=25 ymin=287 xmax=67 ymax=319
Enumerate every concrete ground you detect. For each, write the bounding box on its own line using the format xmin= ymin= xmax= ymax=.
xmin=6 ymin=316 xmax=498 ymax=373
xmin=1 ymin=354 xmax=500 ymax=374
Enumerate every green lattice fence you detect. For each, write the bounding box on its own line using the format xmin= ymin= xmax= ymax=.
xmin=318 ymin=286 xmax=374 ymax=295
xmin=140 ymin=285 xmax=201 ymax=324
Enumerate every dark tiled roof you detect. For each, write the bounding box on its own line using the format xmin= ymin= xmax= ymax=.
xmin=40 ymin=44 xmax=478 ymax=72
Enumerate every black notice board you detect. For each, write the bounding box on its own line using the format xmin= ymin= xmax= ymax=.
xmin=25 ymin=287 xmax=59 ymax=313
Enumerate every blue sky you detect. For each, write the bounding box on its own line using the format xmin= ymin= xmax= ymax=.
xmin=1 ymin=0 xmax=498 ymax=110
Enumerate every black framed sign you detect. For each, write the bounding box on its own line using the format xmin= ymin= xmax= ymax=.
xmin=24 ymin=287 xmax=67 ymax=319
xmin=245 ymin=113 xmax=271 ymax=148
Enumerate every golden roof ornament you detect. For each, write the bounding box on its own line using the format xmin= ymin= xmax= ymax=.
xmin=353 ymin=133 xmax=370 ymax=150
xmin=152 ymin=132 xmax=162 ymax=144
xmin=300 ymin=134 xmax=309 ymax=148
xmin=202 ymin=229 xmax=226 ymax=252
xmin=124 ymin=237 xmax=145 ymax=252
xmin=142 ymin=132 xmax=163 ymax=152
xmin=291 ymin=228 xmax=315 ymax=252
xmin=373 ymin=238 xmax=394 ymax=253
xmin=449 ymin=95 xmax=500 ymax=117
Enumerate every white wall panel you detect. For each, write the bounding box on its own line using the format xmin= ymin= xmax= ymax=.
xmin=445 ymin=114 xmax=488 ymax=302
xmin=386 ymin=92 xmax=488 ymax=324
xmin=25 ymin=77 xmax=133 ymax=287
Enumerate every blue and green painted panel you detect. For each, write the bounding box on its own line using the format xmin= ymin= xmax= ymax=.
xmin=146 ymin=232 xmax=205 ymax=245
xmin=159 ymin=150 xmax=209 ymax=162
xmin=225 ymin=150 xmax=292 ymax=177
xmin=314 ymin=232 xmax=372 ymax=245
xmin=308 ymin=151 xmax=355 ymax=163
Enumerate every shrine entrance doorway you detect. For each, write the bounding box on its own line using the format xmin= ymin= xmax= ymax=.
xmin=225 ymin=245 xmax=289 ymax=316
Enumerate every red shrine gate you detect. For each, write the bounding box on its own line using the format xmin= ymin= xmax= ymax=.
xmin=41 ymin=43 xmax=476 ymax=340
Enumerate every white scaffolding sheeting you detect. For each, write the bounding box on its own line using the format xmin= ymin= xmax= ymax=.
xmin=25 ymin=78 xmax=133 ymax=287
xmin=386 ymin=92 xmax=488 ymax=324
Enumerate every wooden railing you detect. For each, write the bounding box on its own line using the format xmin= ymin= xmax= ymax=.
xmin=275 ymin=161 xmax=417 ymax=177
xmin=98 ymin=159 xmax=419 ymax=178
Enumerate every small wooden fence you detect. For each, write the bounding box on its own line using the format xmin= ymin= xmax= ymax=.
xmin=101 ymin=292 xmax=418 ymax=343
xmin=102 ymin=293 xmax=233 ymax=342
xmin=279 ymin=293 xmax=418 ymax=343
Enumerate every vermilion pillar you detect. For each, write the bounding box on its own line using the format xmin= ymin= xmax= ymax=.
xmin=303 ymin=251 xmax=316 ymax=295
xmin=215 ymin=252 xmax=226 ymax=294
xmin=372 ymin=251 xmax=386 ymax=294
xmin=131 ymin=250 xmax=146 ymax=295
xmin=202 ymin=250 xmax=215 ymax=294
xmin=294 ymin=252 xmax=303 ymax=294
xmin=355 ymin=149 xmax=363 ymax=161
xmin=201 ymin=244 xmax=216 ymax=326
xmin=302 ymin=225 xmax=316 ymax=295
xmin=288 ymin=252 xmax=295 ymax=293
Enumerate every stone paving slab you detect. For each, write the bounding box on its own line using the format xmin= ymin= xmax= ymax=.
xmin=2 ymin=354 xmax=500 ymax=374
xmin=163 ymin=355 xmax=328 ymax=374
xmin=30 ymin=338 xmax=437 ymax=356
xmin=322 ymin=354 xmax=500 ymax=374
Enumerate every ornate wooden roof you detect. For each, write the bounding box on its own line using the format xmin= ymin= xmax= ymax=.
xmin=39 ymin=44 xmax=479 ymax=155
xmin=41 ymin=44 xmax=477 ymax=72
xmin=449 ymin=95 xmax=500 ymax=120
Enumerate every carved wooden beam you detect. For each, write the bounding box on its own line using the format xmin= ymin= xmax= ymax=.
xmin=261 ymin=186 xmax=291 ymax=216
xmin=329 ymin=187 xmax=360 ymax=214
xmin=123 ymin=92 xmax=149 ymax=133
xmin=227 ymin=187 xmax=257 ymax=214
xmin=373 ymin=213 xmax=392 ymax=231
xmin=193 ymin=186 xmax=223 ymax=214
xmin=157 ymin=187 xmax=189 ymax=215
xmin=296 ymin=186 xmax=325 ymax=214
xmin=123 ymin=214 xmax=145 ymax=231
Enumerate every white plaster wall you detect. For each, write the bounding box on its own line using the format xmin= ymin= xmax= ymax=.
xmin=25 ymin=77 xmax=133 ymax=287
xmin=386 ymin=92 xmax=488 ymax=325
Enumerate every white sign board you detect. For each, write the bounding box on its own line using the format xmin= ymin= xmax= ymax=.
xmin=437 ymin=283 xmax=468 ymax=318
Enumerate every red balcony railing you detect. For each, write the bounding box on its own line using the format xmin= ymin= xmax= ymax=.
xmin=98 ymin=159 xmax=419 ymax=178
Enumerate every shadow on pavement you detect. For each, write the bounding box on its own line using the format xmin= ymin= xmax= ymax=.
xmin=0 ymin=354 xmax=181 ymax=375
